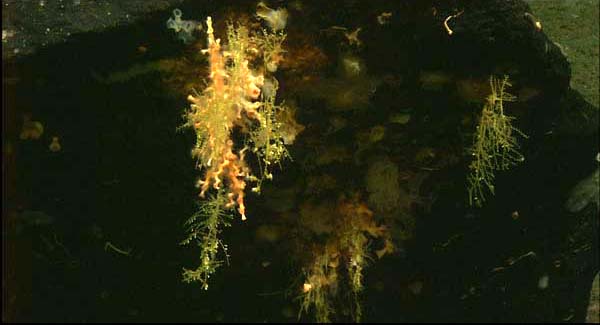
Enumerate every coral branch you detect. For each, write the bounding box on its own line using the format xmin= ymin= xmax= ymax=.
xmin=467 ymin=75 xmax=527 ymax=207
xmin=181 ymin=13 xmax=291 ymax=290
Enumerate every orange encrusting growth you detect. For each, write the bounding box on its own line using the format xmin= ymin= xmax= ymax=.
xmin=202 ymin=17 xmax=226 ymax=95
xmin=197 ymin=140 xmax=250 ymax=220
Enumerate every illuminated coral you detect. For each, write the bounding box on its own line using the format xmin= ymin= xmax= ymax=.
xmin=467 ymin=75 xmax=527 ymax=207
xmin=298 ymin=194 xmax=393 ymax=323
xmin=197 ymin=139 xmax=250 ymax=220
xmin=181 ymin=191 xmax=232 ymax=290
xmin=300 ymin=243 xmax=338 ymax=323
xmin=181 ymin=14 xmax=292 ymax=290
xmin=185 ymin=16 xmax=265 ymax=220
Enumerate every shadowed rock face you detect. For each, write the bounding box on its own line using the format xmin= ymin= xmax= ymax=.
xmin=2 ymin=0 xmax=183 ymax=60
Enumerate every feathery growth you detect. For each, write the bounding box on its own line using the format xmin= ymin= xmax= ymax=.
xmin=467 ymin=75 xmax=527 ymax=207
xmin=299 ymin=195 xmax=393 ymax=323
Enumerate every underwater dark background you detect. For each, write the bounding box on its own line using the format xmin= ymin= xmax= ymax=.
xmin=3 ymin=0 xmax=598 ymax=323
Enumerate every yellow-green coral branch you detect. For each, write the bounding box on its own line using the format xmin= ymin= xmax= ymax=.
xmin=467 ymin=75 xmax=527 ymax=207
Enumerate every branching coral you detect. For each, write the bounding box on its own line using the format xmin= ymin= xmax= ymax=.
xmin=467 ymin=75 xmax=527 ymax=207
xmin=181 ymin=14 xmax=292 ymax=288
xmin=299 ymin=244 xmax=338 ymax=323
xmin=253 ymin=27 xmax=287 ymax=72
xmin=299 ymin=195 xmax=393 ymax=323
xmin=185 ymin=16 xmax=262 ymax=221
xmin=181 ymin=191 xmax=232 ymax=290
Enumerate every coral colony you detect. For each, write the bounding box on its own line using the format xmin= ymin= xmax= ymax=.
xmin=467 ymin=76 xmax=527 ymax=207
xmin=176 ymin=4 xmax=527 ymax=323
xmin=180 ymin=10 xmax=289 ymax=289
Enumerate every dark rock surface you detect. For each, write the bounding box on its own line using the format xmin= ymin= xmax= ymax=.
xmin=2 ymin=0 xmax=183 ymax=60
